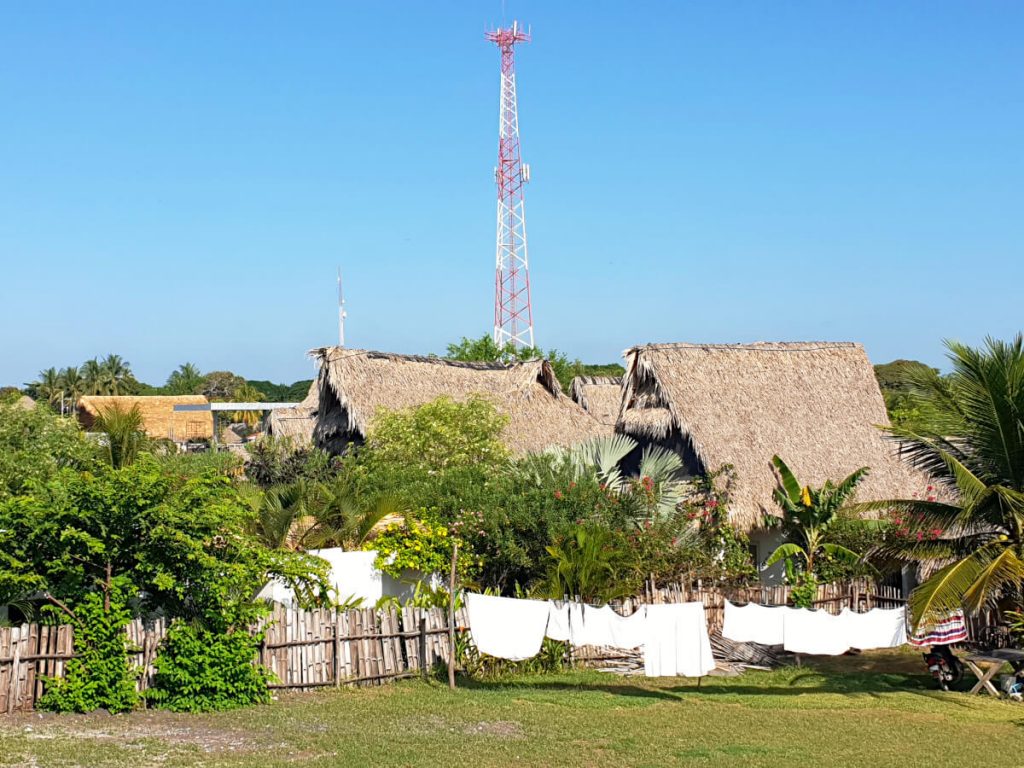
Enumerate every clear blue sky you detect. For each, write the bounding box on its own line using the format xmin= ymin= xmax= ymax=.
xmin=2 ymin=2 xmax=1021 ymax=386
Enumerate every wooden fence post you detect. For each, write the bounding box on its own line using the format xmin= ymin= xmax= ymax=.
xmin=448 ymin=542 xmax=458 ymax=691
xmin=333 ymin=611 xmax=342 ymax=688
xmin=419 ymin=616 xmax=428 ymax=681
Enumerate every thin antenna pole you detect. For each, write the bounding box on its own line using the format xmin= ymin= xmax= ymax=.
xmin=337 ymin=268 xmax=347 ymax=347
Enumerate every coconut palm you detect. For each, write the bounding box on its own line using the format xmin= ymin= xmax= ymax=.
xmin=227 ymin=383 xmax=266 ymax=427
xmin=33 ymin=367 xmax=63 ymax=409
xmin=99 ymin=354 xmax=131 ymax=395
xmin=165 ymin=362 xmax=203 ymax=395
xmin=58 ymin=366 xmax=84 ymax=410
xmin=862 ymin=335 xmax=1024 ymax=628
xmin=764 ymin=455 xmax=869 ymax=579
xmin=81 ymin=358 xmax=105 ymax=395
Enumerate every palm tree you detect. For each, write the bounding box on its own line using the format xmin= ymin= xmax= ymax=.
xmin=99 ymin=354 xmax=131 ymax=395
xmin=81 ymin=358 xmax=104 ymax=395
xmin=33 ymin=367 xmax=63 ymax=409
xmin=165 ymin=362 xmax=203 ymax=395
xmin=227 ymin=383 xmax=266 ymax=427
xmin=764 ymin=455 xmax=869 ymax=582
xmin=542 ymin=434 xmax=687 ymax=520
xmin=863 ymin=336 xmax=1024 ymax=628
xmin=93 ymin=403 xmax=147 ymax=468
xmin=58 ymin=366 xmax=84 ymax=411
xmin=542 ymin=525 xmax=629 ymax=603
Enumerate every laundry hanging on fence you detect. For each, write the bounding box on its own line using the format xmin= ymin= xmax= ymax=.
xmin=722 ymin=600 xmax=787 ymax=646
xmin=908 ymin=610 xmax=968 ymax=647
xmin=464 ymin=593 xmax=550 ymax=661
xmin=643 ymin=602 xmax=716 ymax=678
xmin=840 ymin=607 xmax=907 ymax=650
xmin=566 ymin=603 xmax=619 ymax=647
xmin=546 ymin=601 xmax=571 ymax=642
xmin=782 ymin=607 xmax=851 ymax=656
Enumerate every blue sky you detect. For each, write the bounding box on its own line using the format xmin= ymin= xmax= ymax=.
xmin=1 ymin=2 xmax=1021 ymax=386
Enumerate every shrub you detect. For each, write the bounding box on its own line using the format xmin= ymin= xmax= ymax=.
xmin=38 ymin=591 xmax=140 ymax=714
xmin=148 ymin=622 xmax=269 ymax=712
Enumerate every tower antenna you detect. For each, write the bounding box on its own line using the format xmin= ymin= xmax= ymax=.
xmin=486 ymin=21 xmax=534 ymax=350
xmin=337 ymin=267 xmax=347 ymax=347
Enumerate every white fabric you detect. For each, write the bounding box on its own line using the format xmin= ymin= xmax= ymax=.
xmin=608 ymin=608 xmax=648 ymax=649
xmin=722 ymin=601 xmax=786 ymax=646
xmin=840 ymin=607 xmax=907 ymax=650
xmin=465 ymin=593 xmax=551 ymax=661
xmin=782 ymin=608 xmax=850 ymax=655
xmin=643 ymin=602 xmax=716 ymax=678
xmin=568 ymin=603 xmax=618 ymax=647
xmin=545 ymin=601 xmax=571 ymax=642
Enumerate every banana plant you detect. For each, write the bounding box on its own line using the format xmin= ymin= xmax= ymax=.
xmin=764 ymin=455 xmax=869 ymax=580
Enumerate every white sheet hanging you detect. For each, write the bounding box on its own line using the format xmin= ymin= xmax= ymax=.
xmin=568 ymin=603 xmax=618 ymax=647
xmin=465 ymin=593 xmax=551 ymax=661
xmin=643 ymin=602 xmax=716 ymax=678
xmin=782 ymin=608 xmax=850 ymax=655
xmin=840 ymin=607 xmax=907 ymax=650
xmin=608 ymin=608 xmax=648 ymax=649
xmin=546 ymin=601 xmax=571 ymax=642
xmin=722 ymin=600 xmax=787 ymax=646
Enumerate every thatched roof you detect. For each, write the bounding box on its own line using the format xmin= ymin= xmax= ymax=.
xmin=310 ymin=348 xmax=608 ymax=455
xmin=266 ymin=382 xmax=319 ymax=446
xmin=568 ymin=376 xmax=624 ymax=427
xmin=78 ymin=395 xmax=214 ymax=442
xmin=14 ymin=395 xmax=36 ymax=411
xmin=618 ymin=342 xmax=928 ymax=531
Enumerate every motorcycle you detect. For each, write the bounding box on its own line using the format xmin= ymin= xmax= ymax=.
xmin=922 ymin=645 xmax=964 ymax=691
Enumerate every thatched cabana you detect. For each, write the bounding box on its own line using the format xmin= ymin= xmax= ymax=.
xmin=266 ymin=382 xmax=319 ymax=447
xmin=617 ymin=342 xmax=927 ymax=533
xmin=310 ymin=348 xmax=608 ymax=455
xmin=77 ymin=395 xmax=214 ymax=443
xmin=568 ymin=376 xmax=624 ymax=428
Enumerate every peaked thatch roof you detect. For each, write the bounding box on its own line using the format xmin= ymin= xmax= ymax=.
xmin=310 ymin=348 xmax=609 ymax=455
xmin=618 ymin=342 xmax=928 ymax=531
xmin=266 ymin=381 xmax=319 ymax=446
xmin=77 ymin=395 xmax=214 ymax=442
xmin=568 ymin=376 xmax=624 ymax=427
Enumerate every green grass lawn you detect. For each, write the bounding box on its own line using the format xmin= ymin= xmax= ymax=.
xmin=3 ymin=650 xmax=1023 ymax=768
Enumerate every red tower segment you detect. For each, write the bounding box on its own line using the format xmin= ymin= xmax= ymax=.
xmin=487 ymin=21 xmax=534 ymax=350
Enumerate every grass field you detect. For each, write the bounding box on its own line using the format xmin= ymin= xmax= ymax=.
xmin=3 ymin=650 xmax=1023 ymax=768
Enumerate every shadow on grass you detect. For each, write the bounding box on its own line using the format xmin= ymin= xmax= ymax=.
xmin=455 ymin=670 xmax=979 ymax=707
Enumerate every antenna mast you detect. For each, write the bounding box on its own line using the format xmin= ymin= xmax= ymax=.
xmin=337 ymin=268 xmax=347 ymax=347
xmin=487 ymin=20 xmax=534 ymax=350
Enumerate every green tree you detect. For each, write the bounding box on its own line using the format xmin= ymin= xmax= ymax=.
xmin=165 ymin=362 xmax=204 ymax=395
xmin=0 ymin=398 xmax=97 ymax=501
xmin=542 ymin=525 xmax=628 ymax=604
xmin=765 ymin=455 xmax=869 ymax=603
xmin=862 ymin=335 xmax=1024 ymax=628
xmin=31 ymin=367 xmax=63 ymax=408
xmin=874 ymin=359 xmax=939 ymax=429
xmin=444 ymin=334 xmax=581 ymax=391
xmin=99 ymin=354 xmax=133 ymax=395
xmin=58 ymin=366 xmax=84 ymax=411
xmin=202 ymin=370 xmax=247 ymax=400
xmin=81 ymin=358 xmax=105 ymax=394
xmin=92 ymin=402 xmax=148 ymax=468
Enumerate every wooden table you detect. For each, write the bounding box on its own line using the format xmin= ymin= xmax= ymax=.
xmin=965 ymin=649 xmax=1024 ymax=697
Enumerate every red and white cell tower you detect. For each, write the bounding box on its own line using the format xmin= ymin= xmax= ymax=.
xmin=487 ymin=21 xmax=534 ymax=350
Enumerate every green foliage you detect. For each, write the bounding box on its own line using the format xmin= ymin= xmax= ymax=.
xmin=92 ymin=402 xmax=148 ymax=468
xmin=0 ymin=457 xmax=327 ymax=630
xmin=246 ymin=379 xmax=315 ymax=403
xmin=244 ymin=438 xmax=339 ymax=488
xmin=874 ymin=359 xmax=940 ymax=430
xmin=366 ymin=396 xmax=509 ymax=474
xmin=164 ymin=363 xmax=204 ymax=395
xmin=862 ymin=335 xmax=1024 ymax=628
xmin=29 ymin=354 xmax=143 ymax=402
xmin=368 ymin=517 xmax=477 ymax=581
xmin=148 ymin=622 xmax=269 ymax=712
xmin=789 ymin=573 xmax=820 ymax=609
xmin=0 ymin=398 xmax=98 ymax=502
xmin=200 ymin=370 xmax=247 ymax=400
xmin=766 ymin=455 xmax=869 ymax=580
xmin=542 ymin=525 xmax=628 ymax=603
xmin=38 ymin=590 xmax=140 ymax=714
xmin=678 ymin=466 xmax=757 ymax=587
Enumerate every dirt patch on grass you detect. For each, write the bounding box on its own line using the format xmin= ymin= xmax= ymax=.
xmin=6 ymin=709 xmax=277 ymax=754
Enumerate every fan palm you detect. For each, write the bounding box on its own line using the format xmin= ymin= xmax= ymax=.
xmin=764 ymin=455 xmax=869 ymax=578
xmin=860 ymin=336 xmax=1024 ymax=628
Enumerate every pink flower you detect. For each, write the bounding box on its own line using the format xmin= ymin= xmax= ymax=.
xmin=554 ymin=490 xmax=563 ymax=500
xmin=707 ymin=499 xmax=719 ymax=508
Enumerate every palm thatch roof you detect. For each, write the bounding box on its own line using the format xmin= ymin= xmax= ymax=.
xmin=14 ymin=395 xmax=36 ymax=411
xmin=618 ymin=342 xmax=928 ymax=531
xmin=77 ymin=395 xmax=214 ymax=442
xmin=568 ymin=376 xmax=624 ymax=427
xmin=310 ymin=348 xmax=609 ymax=455
xmin=266 ymin=381 xmax=319 ymax=446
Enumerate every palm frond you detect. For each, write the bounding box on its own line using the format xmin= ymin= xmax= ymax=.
xmin=907 ymin=545 xmax=999 ymax=628
xmin=961 ymin=547 xmax=1024 ymax=614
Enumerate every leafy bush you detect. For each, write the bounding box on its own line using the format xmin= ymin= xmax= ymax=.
xmin=368 ymin=516 xmax=479 ymax=582
xmin=148 ymin=622 xmax=269 ymax=712
xmin=38 ymin=591 xmax=140 ymax=714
